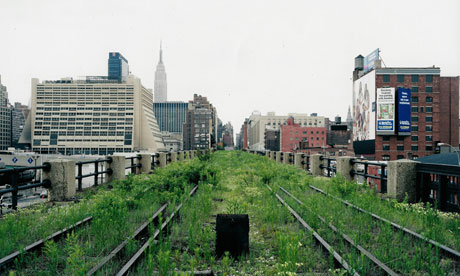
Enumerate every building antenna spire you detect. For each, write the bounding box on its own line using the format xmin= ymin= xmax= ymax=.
xmin=159 ymin=40 xmax=163 ymax=64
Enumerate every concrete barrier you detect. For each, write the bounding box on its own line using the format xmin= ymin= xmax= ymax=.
xmin=387 ymin=159 xmax=417 ymax=202
xmin=275 ymin=152 xmax=282 ymax=163
xmin=158 ymin=153 xmax=167 ymax=168
xmin=170 ymin=152 xmax=177 ymax=163
xmin=294 ymin=153 xmax=304 ymax=168
xmin=336 ymin=156 xmax=354 ymax=181
xmin=106 ymin=155 xmax=126 ymax=183
xmin=138 ymin=154 xmax=152 ymax=174
xmin=310 ymin=154 xmax=323 ymax=176
xmin=44 ymin=159 xmax=76 ymax=201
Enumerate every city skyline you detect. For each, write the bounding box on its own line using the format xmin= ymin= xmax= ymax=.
xmin=1 ymin=0 xmax=459 ymax=131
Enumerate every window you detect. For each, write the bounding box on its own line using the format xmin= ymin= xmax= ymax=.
xmin=426 ymin=145 xmax=433 ymax=151
xmin=411 ymin=116 xmax=418 ymax=122
xmin=426 ymin=75 xmax=433 ymax=83
xmin=420 ymin=107 xmax=424 ymax=113
xmin=397 ymin=145 xmax=404 ymax=151
xmin=382 ymin=155 xmax=390 ymax=161
xmin=411 ymin=97 xmax=418 ymax=103
xmin=383 ymin=75 xmax=390 ymax=82
xmin=397 ymin=136 xmax=406 ymax=141
xmin=397 ymin=75 xmax=404 ymax=82
xmin=411 ymin=106 xmax=418 ymax=113
xmin=426 ymin=116 xmax=432 ymax=122
xmin=383 ymin=136 xmax=390 ymax=141
xmin=411 ymin=136 xmax=418 ymax=141
xmin=426 ymin=125 xmax=432 ymax=131
xmin=411 ymin=145 xmax=419 ymax=151
xmin=426 ymin=135 xmax=433 ymax=142
xmin=425 ymin=86 xmax=433 ymax=93
xmin=426 ymin=97 xmax=433 ymax=103
xmin=411 ymin=75 xmax=419 ymax=82
xmin=397 ymin=155 xmax=404 ymax=160
xmin=383 ymin=144 xmax=390 ymax=151
xmin=426 ymin=106 xmax=432 ymax=112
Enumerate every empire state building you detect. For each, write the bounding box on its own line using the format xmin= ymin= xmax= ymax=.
xmin=154 ymin=44 xmax=167 ymax=102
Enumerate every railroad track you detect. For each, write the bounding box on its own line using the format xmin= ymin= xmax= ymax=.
xmin=88 ymin=185 xmax=199 ymax=276
xmin=267 ymin=185 xmax=360 ymax=276
xmin=308 ymin=184 xmax=460 ymax=262
xmin=0 ymin=216 xmax=93 ymax=271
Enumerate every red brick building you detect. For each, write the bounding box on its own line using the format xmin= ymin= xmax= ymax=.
xmin=353 ymin=59 xmax=459 ymax=160
xmin=280 ymin=117 xmax=327 ymax=152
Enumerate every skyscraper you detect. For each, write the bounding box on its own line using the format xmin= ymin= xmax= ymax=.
xmin=0 ymin=75 xmax=11 ymax=150
xmin=154 ymin=43 xmax=167 ymax=102
xmin=108 ymin=52 xmax=129 ymax=82
xmin=153 ymin=102 xmax=187 ymax=134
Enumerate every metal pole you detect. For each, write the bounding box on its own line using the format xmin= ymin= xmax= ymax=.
xmin=94 ymin=161 xmax=99 ymax=186
xmin=77 ymin=163 xmax=83 ymax=191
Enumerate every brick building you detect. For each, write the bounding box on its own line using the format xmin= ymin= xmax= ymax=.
xmin=353 ymin=51 xmax=459 ymax=160
xmin=280 ymin=117 xmax=327 ymax=152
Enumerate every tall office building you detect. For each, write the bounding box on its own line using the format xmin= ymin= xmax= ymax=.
xmin=153 ymin=102 xmax=187 ymax=134
xmin=108 ymin=52 xmax=129 ymax=82
xmin=20 ymin=75 xmax=165 ymax=155
xmin=154 ymin=44 xmax=167 ymax=102
xmin=11 ymin=102 xmax=29 ymax=148
xmin=0 ymin=75 xmax=11 ymax=150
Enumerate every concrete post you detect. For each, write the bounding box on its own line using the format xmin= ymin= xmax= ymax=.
xmin=44 ymin=159 xmax=76 ymax=201
xmin=270 ymin=151 xmax=276 ymax=161
xmin=265 ymin=150 xmax=270 ymax=158
xmin=138 ymin=154 xmax=152 ymax=174
xmin=283 ymin=152 xmax=290 ymax=164
xmin=275 ymin=152 xmax=282 ymax=163
xmin=310 ymin=154 xmax=324 ymax=176
xmin=158 ymin=153 xmax=167 ymax=168
xmin=178 ymin=151 xmax=185 ymax=161
xmin=336 ymin=157 xmax=354 ymax=181
xmin=294 ymin=153 xmax=304 ymax=168
xmin=106 ymin=155 xmax=126 ymax=183
xmin=387 ymin=160 xmax=417 ymax=202
xmin=170 ymin=152 xmax=177 ymax=163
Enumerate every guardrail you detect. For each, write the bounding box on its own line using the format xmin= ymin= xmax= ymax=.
xmin=350 ymin=160 xmax=387 ymax=193
xmin=319 ymin=156 xmax=336 ymax=177
xmin=0 ymin=163 xmax=52 ymax=210
xmin=125 ymin=156 xmax=142 ymax=174
xmin=76 ymin=158 xmax=113 ymax=191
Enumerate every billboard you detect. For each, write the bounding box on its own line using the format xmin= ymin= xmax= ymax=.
xmin=376 ymin=88 xmax=395 ymax=135
xmin=353 ymin=70 xmax=376 ymax=141
xmin=363 ymin=48 xmax=379 ymax=73
xmin=397 ymin=88 xmax=411 ymax=135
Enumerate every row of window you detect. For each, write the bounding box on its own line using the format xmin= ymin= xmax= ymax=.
xmin=411 ymin=96 xmax=432 ymax=103
xmin=383 ymin=145 xmax=433 ymax=151
xmin=290 ymin=130 xmax=325 ymax=135
xmin=36 ymin=107 xmax=134 ymax=111
xmin=383 ymin=74 xmax=433 ymax=83
xmin=290 ymin=137 xmax=324 ymax=141
xmin=411 ymin=106 xmax=432 ymax=113
xmin=411 ymin=116 xmax=432 ymax=123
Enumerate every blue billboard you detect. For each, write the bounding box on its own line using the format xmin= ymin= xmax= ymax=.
xmin=363 ymin=48 xmax=379 ymax=73
xmin=397 ymin=88 xmax=411 ymax=135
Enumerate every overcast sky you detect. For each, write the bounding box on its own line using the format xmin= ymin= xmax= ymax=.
xmin=1 ymin=0 xmax=459 ymax=134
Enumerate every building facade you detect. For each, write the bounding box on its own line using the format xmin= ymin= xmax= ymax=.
xmin=280 ymin=117 xmax=327 ymax=152
xmin=154 ymin=44 xmax=167 ymax=102
xmin=352 ymin=52 xmax=459 ymax=160
xmin=0 ymin=76 xmax=11 ymax=150
xmin=182 ymin=94 xmax=217 ymax=150
xmin=11 ymin=102 xmax=29 ymax=148
xmin=20 ymin=75 xmax=165 ymax=155
xmin=108 ymin=52 xmax=129 ymax=82
xmin=247 ymin=111 xmax=327 ymax=151
xmin=264 ymin=129 xmax=280 ymax=151
xmin=153 ymin=102 xmax=187 ymax=134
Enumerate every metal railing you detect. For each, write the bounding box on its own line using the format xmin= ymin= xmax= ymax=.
xmin=416 ymin=163 xmax=460 ymax=213
xmin=75 ymin=158 xmax=113 ymax=191
xmin=151 ymin=153 xmax=160 ymax=172
xmin=319 ymin=156 xmax=336 ymax=177
xmin=126 ymin=156 xmax=142 ymax=174
xmin=0 ymin=163 xmax=52 ymax=210
xmin=350 ymin=160 xmax=387 ymax=193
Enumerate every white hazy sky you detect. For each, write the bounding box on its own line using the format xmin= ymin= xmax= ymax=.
xmin=1 ymin=0 xmax=459 ymax=133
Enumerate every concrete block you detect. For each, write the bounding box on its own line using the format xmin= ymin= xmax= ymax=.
xmin=387 ymin=160 xmax=417 ymax=202
xmin=310 ymin=154 xmax=324 ymax=176
xmin=106 ymin=155 xmax=126 ymax=183
xmin=265 ymin=150 xmax=270 ymax=157
xmin=44 ymin=159 xmax=76 ymax=201
xmin=275 ymin=152 xmax=282 ymax=163
xmin=336 ymin=157 xmax=354 ymax=181
xmin=158 ymin=152 xmax=167 ymax=168
xmin=170 ymin=152 xmax=177 ymax=163
xmin=138 ymin=154 xmax=152 ymax=174
xmin=294 ymin=153 xmax=304 ymax=168
xmin=283 ymin=152 xmax=290 ymax=164
xmin=178 ymin=151 xmax=185 ymax=161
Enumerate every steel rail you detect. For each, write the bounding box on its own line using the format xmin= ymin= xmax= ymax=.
xmin=266 ymin=185 xmax=359 ymax=276
xmin=308 ymin=184 xmax=460 ymax=262
xmin=0 ymin=216 xmax=93 ymax=271
xmin=115 ymin=185 xmax=199 ymax=276
xmin=278 ymin=186 xmax=398 ymax=276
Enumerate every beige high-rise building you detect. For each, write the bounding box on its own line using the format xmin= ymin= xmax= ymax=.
xmin=20 ymin=75 xmax=165 ymax=155
xmin=247 ymin=111 xmax=327 ymax=151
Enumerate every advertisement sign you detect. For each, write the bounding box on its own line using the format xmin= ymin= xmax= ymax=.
xmin=376 ymin=88 xmax=395 ymax=134
xmin=397 ymin=88 xmax=411 ymax=135
xmin=363 ymin=48 xmax=379 ymax=73
xmin=353 ymin=70 xmax=376 ymax=141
